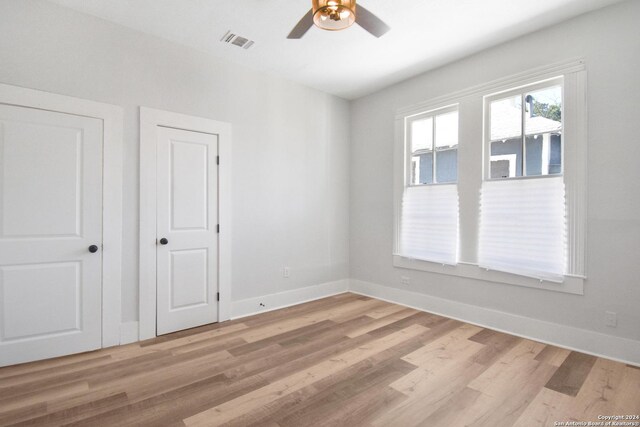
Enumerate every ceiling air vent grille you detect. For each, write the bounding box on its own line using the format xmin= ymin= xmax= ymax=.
xmin=220 ymin=31 xmax=255 ymax=50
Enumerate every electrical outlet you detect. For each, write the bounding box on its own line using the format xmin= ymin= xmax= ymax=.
xmin=283 ymin=267 xmax=290 ymax=278
xmin=604 ymin=311 xmax=617 ymax=328
xmin=400 ymin=276 xmax=410 ymax=285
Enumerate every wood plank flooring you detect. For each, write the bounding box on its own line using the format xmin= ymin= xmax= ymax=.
xmin=0 ymin=293 xmax=638 ymax=426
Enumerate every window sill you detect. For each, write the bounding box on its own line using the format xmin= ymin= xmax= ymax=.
xmin=392 ymin=255 xmax=584 ymax=295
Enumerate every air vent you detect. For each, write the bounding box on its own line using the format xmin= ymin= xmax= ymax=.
xmin=220 ymin=31 xmax=255 ymax=50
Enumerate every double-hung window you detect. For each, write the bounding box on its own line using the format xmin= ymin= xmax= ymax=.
xmin=399 ymin=106 xmax=459 ymax=265
xmin=479 ymin=78 xmax=567 ymax=282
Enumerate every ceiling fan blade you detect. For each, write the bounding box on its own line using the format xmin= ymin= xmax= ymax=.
xmin=356 ymin=5 xmax=390 ymax=38
xmin=287 ymin=9 xmax=314 ymax=39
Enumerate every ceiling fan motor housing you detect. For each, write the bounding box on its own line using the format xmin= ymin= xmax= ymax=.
xmin=312 ymin=0 xmax=356 ymax=31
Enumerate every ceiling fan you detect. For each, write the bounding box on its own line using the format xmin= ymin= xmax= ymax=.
xmin=287 ymin=0 xmax=390 ymax=39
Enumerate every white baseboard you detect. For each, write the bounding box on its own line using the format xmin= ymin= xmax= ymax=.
xmin=231 ymin=279 xmax=349 ymax=320
xmin=349 ymin=279 xmax=640 ymax=367
xmin=116 ymin=278 xmax=639 ymax=367
xmin=119 ymin=321 xmax=140 ymax=345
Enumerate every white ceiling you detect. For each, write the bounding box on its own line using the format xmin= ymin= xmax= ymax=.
xmin=47 ymin=0 xmax=624 ymax=99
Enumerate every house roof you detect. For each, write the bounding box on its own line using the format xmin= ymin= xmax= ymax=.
xmin=490 ymin=101 xmax=561 ymax=141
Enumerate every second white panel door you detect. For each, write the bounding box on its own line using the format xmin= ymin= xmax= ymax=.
xmin=156 ymin=126 xmax=218 ymax=335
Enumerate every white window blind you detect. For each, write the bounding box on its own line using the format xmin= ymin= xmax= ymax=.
xmin=478 ymin=176 xmax=567 ymax=282
xmin=400 ymin=184 xmax=459 ymax=265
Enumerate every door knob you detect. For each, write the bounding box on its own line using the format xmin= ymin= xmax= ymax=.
xmin=159 ymin=238 xmax=169 ymax=245
xmin=88 ymin=245 xmax=99 ymax=253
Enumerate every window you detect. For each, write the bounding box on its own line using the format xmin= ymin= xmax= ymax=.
xmin=393 ymin=60 xmax=587 ymax=294
xmin=487 ymin=81 xmax=563 ymax=179
xmin=408 ymin=107 xmax=458 ymax=185
xmin=480 ymin=78 xmax=567 ymax=282
xmin=399 ymin=106 xmax=459 ymax=265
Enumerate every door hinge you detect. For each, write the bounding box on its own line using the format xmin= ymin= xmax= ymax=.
xmin=216 ymin=155 xmax=219 ymax=165
xmin=217 ymin=224 xmax=220 ymax=233
xmin=217 ymin=292 xmax=220 ymax=301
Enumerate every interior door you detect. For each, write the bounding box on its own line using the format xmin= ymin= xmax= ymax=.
xmin=0 ymin=104 xmax=103 ymax=367
xmin=156 ymin=126 xmax=218 ymax=335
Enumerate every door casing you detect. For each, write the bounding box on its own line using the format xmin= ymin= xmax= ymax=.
xmin=139 ymin=107 xmax=232 ymax=340
xmin=0 ymin=82 xmax=124 ymax=350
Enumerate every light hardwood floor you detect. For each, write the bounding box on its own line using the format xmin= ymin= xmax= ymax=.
xmin=0 ymin=293 xmax=638 ymax=426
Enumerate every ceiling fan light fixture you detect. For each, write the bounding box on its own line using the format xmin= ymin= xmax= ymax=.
xmin=312 ymin=0 xmax=356 ymax=31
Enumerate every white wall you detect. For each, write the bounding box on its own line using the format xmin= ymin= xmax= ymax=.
xmin=0 ymin=0 xmax=350 ymax=323
xmin=350 ymin=0 xmax=640 ymax=343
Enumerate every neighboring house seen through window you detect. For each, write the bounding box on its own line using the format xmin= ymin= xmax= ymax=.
xmin=488 ymin=84 xmax=563 ymax=178
xmin=409 ymin=107 xmax=458 ymax=185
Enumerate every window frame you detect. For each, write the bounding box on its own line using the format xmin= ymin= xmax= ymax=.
xmin=484 ymin=77 xmax=564 ymax=181
xmin=406 ymin=104 xmax=459 ymax=187
xmin=393 ymin=59 xmax=587 ymax=295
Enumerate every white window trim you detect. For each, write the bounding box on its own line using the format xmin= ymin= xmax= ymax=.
xmin=139 ymin=107 xmax=232 ymax=340
xmin=0 ymin=82 xmax=124 ymax=346
xmin=393 ymin=58 xmax=587 ymax=295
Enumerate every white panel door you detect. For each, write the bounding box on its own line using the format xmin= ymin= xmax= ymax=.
xmin=156 ymin=126 xmax=218 ymax=335
xmin=0 ymin=104 xmax=103 ymax=367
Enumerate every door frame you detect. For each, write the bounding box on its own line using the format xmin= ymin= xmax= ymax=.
xmin=139 ymin=107 xmax=232 ymax=340
xmin=0 ymin=82 xmax=124 ymax=348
